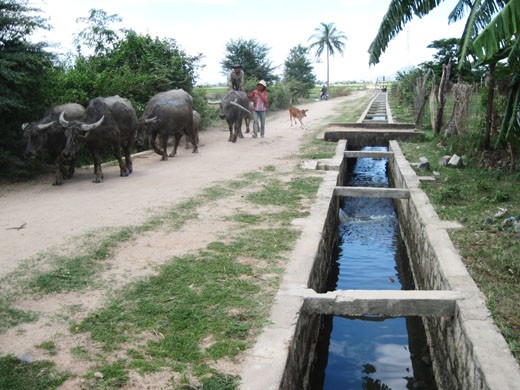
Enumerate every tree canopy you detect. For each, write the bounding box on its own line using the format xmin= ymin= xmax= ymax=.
xmin=220 ymin=38 xmax=277 ymax=85
xmin=283 ymin=44 xmax=317 ymax=98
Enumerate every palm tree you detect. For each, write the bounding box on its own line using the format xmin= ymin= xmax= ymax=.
xmin=308 ymin=22 xmax=347 ymax=93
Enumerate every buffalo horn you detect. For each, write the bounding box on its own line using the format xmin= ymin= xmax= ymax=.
xmin=144 ymin=116 xmax=159 ymax=124
xmin=36 ymin=121 xmax=56 ymax=131
xmin=207 ymin=100 xmax=221 ymax=105
xmin=81 ymin=115 xmax=105 ymax=132
xmin=59 ymin=111 xmax=69 ymax=127
xmin=229 ymin=101 xmax=252 ymax=115
xmin=21 ymin=123 xmax=28 ymax=131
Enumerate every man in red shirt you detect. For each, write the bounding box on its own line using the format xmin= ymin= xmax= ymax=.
xmin=247 ymin=80 xmax=268 ymax=138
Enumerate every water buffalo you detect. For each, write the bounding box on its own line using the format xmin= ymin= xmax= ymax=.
xmin=137 ymin=89 xmax=197 ymax=161
xmin=219 ymin=90 xmax=250 ymax=143
xmin=59 ymin=96 xmax=137 ymax=183
xmin=22 ymin=103 xmax=86 ymax=186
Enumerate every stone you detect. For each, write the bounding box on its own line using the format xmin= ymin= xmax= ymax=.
xmin=439 ymin=155 xmax=451 ymax=167
xmin=94 ymin=371 xmax=104 ymax=379
xmin=418 ymin=157 xmax=430 ymax=171
xmin=448 ymin=154 xmax=463 ymax=167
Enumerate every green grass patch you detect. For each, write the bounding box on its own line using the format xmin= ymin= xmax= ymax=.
xmin=0 ymin=298 xmax=38 ymax=333
xmin=36 ymin=340 xmax=57 ymax=356
xmin=0 ymin=355 xmax=69 ymax=389
xmin=85 ymin=360 xmax=129 ymax=388
xmin=73 ymin=226 xmax=298 ymax=386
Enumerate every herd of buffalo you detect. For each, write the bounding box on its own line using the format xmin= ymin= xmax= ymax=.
xmin=22 ymin=89 xmax=252 ymax=185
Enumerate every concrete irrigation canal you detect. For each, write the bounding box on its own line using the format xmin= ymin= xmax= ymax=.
xmin=239 ymin=92 xmax=520 ymax=389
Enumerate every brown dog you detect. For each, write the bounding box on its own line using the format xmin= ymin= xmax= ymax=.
xmin=289 ymin=105 xmax=308 ymax=128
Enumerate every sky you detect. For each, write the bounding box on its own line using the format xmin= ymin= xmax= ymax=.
xmin=29 ymin=0 xmax=467 ymax=86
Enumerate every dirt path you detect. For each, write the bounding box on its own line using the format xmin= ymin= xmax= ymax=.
xmin=0 ymin=91 xmax=368 ymax=387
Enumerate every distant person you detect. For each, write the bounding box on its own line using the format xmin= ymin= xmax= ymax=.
xmin=228 ymin=64 xmax=244 ymax=91
xmin=320 ymin=84 xmax=328 ymax=100
xmin=248 ymin=80 xmax=268 ymax=138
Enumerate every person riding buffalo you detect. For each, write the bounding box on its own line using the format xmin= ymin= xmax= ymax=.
xmin=228 ymin=63 xmax=244 ymax=91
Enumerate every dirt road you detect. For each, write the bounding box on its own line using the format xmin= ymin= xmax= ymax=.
xmin=0 ymin=91 xmax=368 ymax=387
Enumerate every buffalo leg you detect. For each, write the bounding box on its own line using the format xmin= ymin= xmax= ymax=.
xmin=123 ymin=142 xmax=133 ymax=174
xmin=151 ymin=131 xmax=165 ymax=160
xmin=160 ymin=132 xmax=169 ymax=160
xmin=90 ymin=149 xmax=104 ymax=183
xmin=53 ymin=157 xmax=65 ymax=186
xmin=65 ymin=157 xmax=76 ymax=180
xmin=237 ymin=116 xmax=244 ymax=138
xmin=227 ymin=120 xmax=233 ymax=142
xmin=112 ymin=141 xmax=129 ymax=177
xmin=169 ymin=132 xmax=182 ymax=157
xmin=189 ymin=129 xmax=198 ymax=154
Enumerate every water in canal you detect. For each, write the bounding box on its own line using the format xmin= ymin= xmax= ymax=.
xmin=312 ymin=147 xmax=436 ymax=390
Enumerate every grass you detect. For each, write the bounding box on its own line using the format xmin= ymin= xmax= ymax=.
xmin=394 ymin=96 xmax=520 ymax=362
xmin=0 ymin=355 xmax=69 ymax=389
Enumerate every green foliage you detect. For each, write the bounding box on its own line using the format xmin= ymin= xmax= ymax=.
xmin=284 ymin=45 xmax=317 ymax=98
xmin=391 ymin=68 xmax=420 ymax=109
xmin=56 ymin=30 xmax=200 ymax=112
xmin=264 ymin=81 xmax=292 ymax=110
xmin=220 ymin=38 xmax=277 ymax=85
xmin=0 ymin=355 xmax=69 ymax=389
xmin=74 ymin=8 xmax=123 ymax=56
xmin=0 ymin=0 xmax=57 ymax=179
xmin=192 ymin=87 xmax=220 ymax=128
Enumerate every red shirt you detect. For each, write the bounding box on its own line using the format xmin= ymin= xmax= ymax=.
xmin=248 ymin=90 xmax=268 ymax=111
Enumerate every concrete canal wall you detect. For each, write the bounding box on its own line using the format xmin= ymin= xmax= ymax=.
xmin=239 ymin=108 xmax=520 ymax=389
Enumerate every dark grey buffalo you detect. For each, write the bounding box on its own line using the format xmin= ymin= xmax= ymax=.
xmin=137 ymin=89 xmax=197 ymax=161
xmin=22 ymin=103 xmax=86 ymax=186
xmin=59 ymin=96 xmax=137 ymax=183
xmin=219 ymin=90 xmax=251 ymax=143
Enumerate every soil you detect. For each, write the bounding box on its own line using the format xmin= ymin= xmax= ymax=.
xmin=0 ymin=91 xmax=367 ymax=388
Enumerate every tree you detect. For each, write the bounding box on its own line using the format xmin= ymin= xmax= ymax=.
xmin=283 ymin=44 xmax=317 ymax=98
xmin=220 ymin=38 xmax=277 ymax=85
xmin=0 ymin=0 xmax=56 ymax=179
xmin=74 ymin=8 xmax=122 ymax=56
xmin=308 ymin=22 xmax=347 ymax=92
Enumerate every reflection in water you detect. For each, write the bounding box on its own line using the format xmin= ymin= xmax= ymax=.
xmin=325 ymin=317 xmax=421 ymax=389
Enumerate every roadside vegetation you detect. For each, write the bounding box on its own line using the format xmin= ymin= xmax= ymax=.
xmin=388 ymin=88 xmax=519 ymax=363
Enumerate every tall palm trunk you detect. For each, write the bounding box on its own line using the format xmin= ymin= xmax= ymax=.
xmin=326 ymin=46 xmax=330 ymax=93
